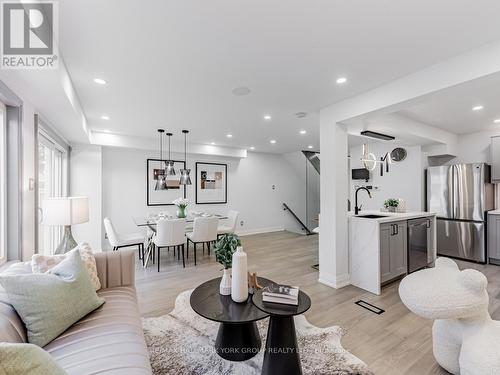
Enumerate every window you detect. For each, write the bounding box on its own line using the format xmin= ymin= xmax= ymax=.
xmin=37 ymin=130 xmax=67 ymax=255
xmin=0 ymin=102 xmax=5 ymax=264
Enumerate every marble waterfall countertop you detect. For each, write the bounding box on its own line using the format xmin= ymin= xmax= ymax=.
xmin=348 ymin=210 xmax=437 ymax=223
xmin=488 ymin=210 xmax=500 ymax=215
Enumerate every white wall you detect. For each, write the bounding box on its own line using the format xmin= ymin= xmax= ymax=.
xmin=349 ymin=142 xmax=424 ymax=211
xmin=452 ymin=130 xmax=500 ymax=164
xmin=98 ymin=147 xmax=307 ymax=250
xmin=421 ymin=129 xmax=500 ymax=165
xmin=70 ymin=145 xmax=102 ymax=250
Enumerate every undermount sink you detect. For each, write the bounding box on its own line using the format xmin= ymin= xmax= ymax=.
xmin=356 ymin=214 xmax=389 ymax=219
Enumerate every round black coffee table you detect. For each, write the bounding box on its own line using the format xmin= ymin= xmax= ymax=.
xmin=252 ymin=289 xmax=311 ymax=375
xmin=190 ymin=277 xmax=273 ymax=361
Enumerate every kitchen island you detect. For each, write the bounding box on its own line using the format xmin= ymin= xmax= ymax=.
xmin=348 ymin=210 xmax=437 ymax=295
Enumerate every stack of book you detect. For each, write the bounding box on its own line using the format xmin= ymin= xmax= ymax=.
xmin=262 ymin=284 xmax=299 ymax=305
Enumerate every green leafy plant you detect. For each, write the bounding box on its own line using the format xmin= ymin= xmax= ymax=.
xmin=214 ymin=233 xmax=241 ymax=269
xmin=384 ymin=198 xmax=400 ymax=208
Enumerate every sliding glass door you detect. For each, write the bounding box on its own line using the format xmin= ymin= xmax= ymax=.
xmin=38 ymin=132 xmax=67 ymax=255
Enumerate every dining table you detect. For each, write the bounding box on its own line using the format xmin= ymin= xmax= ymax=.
xmin=133 ymin=213 xmax=228 ymax=268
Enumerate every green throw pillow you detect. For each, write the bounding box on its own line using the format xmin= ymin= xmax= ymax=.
xmin=0 ymin=342 xmax=67 ymax=375
xmin=0 ymin=249 xmax=105 ymax=347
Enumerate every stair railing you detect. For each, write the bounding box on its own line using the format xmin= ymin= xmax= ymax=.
xmin=283 ymin=203 xmax=315 ymax=235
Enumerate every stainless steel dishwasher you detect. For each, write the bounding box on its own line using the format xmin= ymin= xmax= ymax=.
xmin=407 ymin=217 xmax=432 ymax=273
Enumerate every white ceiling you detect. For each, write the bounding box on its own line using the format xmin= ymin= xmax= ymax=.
xmin=398 ymin=72 xmax=500 ymax=135
xmin=344 ymin=115 xmax=443 ymax=148
xmin=7 ymin=0 xmax=500 ymax=153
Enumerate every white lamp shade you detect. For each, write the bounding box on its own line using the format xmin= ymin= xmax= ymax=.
xmin=42 ymin=197 xmax=89 ymax=226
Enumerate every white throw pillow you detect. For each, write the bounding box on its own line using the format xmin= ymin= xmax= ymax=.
xmin=32 ymin=242 xmax=101 ymax=291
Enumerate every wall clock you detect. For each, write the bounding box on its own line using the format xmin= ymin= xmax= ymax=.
xmin=391 ymin=147 xmax=407 ymax=162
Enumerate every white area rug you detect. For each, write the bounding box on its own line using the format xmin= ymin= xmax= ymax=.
xmin=142 ymin=290 xmax=373 ymax=374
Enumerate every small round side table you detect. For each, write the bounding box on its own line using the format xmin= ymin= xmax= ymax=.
xmin=190 ymin=277 xmax=273 ymax=361
xmin=252 ymin=288 xmax=311 ymax=375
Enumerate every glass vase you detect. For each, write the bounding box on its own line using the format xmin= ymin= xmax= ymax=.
xmin=176 ymin=206 xmax=187 ymax=218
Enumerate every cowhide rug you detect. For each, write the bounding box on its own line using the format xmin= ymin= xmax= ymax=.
xmin=142 ymin=290 xmax=373 ymax=375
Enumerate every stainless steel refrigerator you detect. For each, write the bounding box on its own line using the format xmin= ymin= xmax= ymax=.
xmin=427 ymin=163 xmax=494 ymax=263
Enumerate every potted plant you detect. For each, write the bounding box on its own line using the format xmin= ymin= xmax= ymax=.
xmin=384 ymin=198 xmax=399 ymax=212
xmin=172 ymin=197 xmax=189 ymax=218
xmin=214 ymin=233 xmax=241 ymax=295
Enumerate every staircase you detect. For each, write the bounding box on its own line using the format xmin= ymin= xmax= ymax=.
xmin=281 ymin=150 xmax=320 ymax=235
xmin=283 ymin=203 xmax=315 ymax=235
xmin=302 ymin=150 xmax=320 ymax=174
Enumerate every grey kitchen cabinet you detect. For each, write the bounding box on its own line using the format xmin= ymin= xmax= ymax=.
xmin=487 ymin=214 xmax=500 ymax=263
xmin=380 ymin=220 xmax=408 ymax=283
xmin=491 ymin=136 xmax=500 ymax=183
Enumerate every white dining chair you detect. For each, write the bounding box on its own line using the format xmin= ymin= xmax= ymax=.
xmin=153 ymin=218 xmax=186 ymax=271
xmin=217 ymin=210 xmax=239 ymax=237
xmin=186 ymin=217 xmax=219 ymax=266
xmin=103 ymin=217 xmax=145 ymax=264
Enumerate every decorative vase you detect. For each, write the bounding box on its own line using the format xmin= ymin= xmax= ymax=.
xmin=387 ymin=206 xmax=396 ymax=213
xmin=220 ymin=269 xmax=231 ymax=295
xmin=231 ymin=246 xmax=248 ymax=303
xmin=176 ymin=206 xmax=187 ymax=218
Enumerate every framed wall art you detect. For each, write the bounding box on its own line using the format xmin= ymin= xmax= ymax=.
xmin=146 ymin=159 xmax=186 ymax=206
xmin=195 ymin=162 xmax=227 ymax=204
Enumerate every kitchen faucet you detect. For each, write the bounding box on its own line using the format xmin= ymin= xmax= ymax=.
xmin=355 ymin=187 xmax=372 ymax=215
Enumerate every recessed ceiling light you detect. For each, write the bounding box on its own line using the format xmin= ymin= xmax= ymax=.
xmin=494 ymin=119 xmax=500 ymax=124
xmin=226 ymin=134 xmax=233 ymax=138
xmin=263 ymin=115 xmax=272 ymax=121
xmin=93 ymin=78 xmax=107 ymax=85
xmin=308 ymin=145 xmax=314 ymax=149
xmin=299 ymin=130 xmax=307 ymax=135
xmin=472 ymin=105 xmax=484 ymax=111
xmin=232 ymin=87 xmax=251 ymax=96
xmin=250 ymin=146 xmax=255 ymax=150
xmin=270 ymin=139 xmax=276 ymax=144
xmin=101 ymin=115 xmax=110 ymax=120
xmin=210 ymin=142 xmax=215 ymax=145
xmin=336 ymin=77 xmax=347 ymax=84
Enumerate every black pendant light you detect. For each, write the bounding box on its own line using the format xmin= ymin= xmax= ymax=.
xmin=164 ymin=132 xmax=176 ymax=176
xmin=179 ymin=129 xmax=192 ymax=185
xmin=154 ymin=129 xmax=167 ymax=190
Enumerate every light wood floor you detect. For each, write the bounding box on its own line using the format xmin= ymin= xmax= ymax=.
xmin=135 ymin=231 xmax=500 ymax=375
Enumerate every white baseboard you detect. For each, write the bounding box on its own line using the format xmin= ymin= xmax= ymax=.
xmin=236 ymin=226 xmax=285 ymax=236
xmin=318 ymin=271 xmax=351 ymax=289
xmin=284 ymin=227 xmax=308 ymax=235
xmin=334 ymin=273 xmax=351 ymax=288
